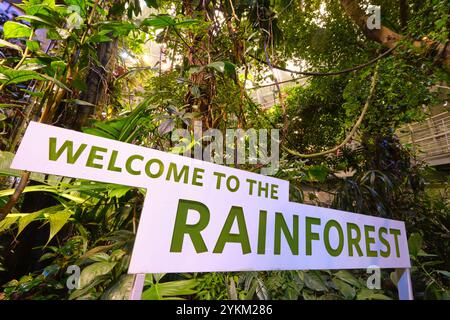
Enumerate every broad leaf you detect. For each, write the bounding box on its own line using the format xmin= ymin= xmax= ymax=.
xmin=78 ymin=262 xmax=117 ymax=290
xmin=142 ymin=279 xmax=198 ymax=300
xmin=101 ymin=274 xmax=135 ymax=300
xmin=304 ymin=271 xmax=328 ymax=292
xmin=332 ymin=278 xmax=356 ymax=299
xmin=334 ymin=270 xmax=361 ymax=288
xmin=207 ymin=61 xmax=225 ymax=73
xmin=46 ymin=209 xmax=72 ymax=245
xmin=0 ymin=215 xmax=20 ymax=232
xmin=17 ymin=211 xmax=43 ymax=237
xmin=0 ymin=66 xmax=45 ymax=85
xmin=408 ymin=233 xmax=423 ymax=258
xmin=3 ymin=21 xmax=32 ymax=39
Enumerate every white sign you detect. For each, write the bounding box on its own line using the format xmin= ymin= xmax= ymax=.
xmin=11 ymin=122 xmax=411 ymax=274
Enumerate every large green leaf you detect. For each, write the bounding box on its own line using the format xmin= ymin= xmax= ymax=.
xmin=0 ymin=67 xmax=45 ymax=85
xmin=17 ymin=211 xmax=43 ymax=236
xmin=142 ymin=279 xmax=198 ymax=300
xmin=18 ymin=0 xmax=56 ymax=15
xmin=3 ymin=21 xmax=32 ymax=39
xmin=18 ymin=15 xmax=57 ymax=27
xmin=334 ymin=270 xmax=361 ymax=288
xmin=140 ymin=16 xmax=199 ymax=29
xmin=357 ymin=288 xmax=392 ymax=300
xmin=78 ymin=262 xmax=117 ymax=290
xmin=101 ymin=274 xmax=135 ymax=300
xmin=46 ymin=209 xmax=72 ymax=245
xmin=206 ymin=61 xmax=225 ymax=73
xmin=0 ymin=215 xmax=20 ymax=232
xmin=332 ymin=278 xmax=356 ymax=299
xmin=303 ymin=271 xmax=328 ymax=292
xmin=408 ymin=233 xmax=423 ymax=258
xmin=0 ymin=185 xmax=92 ymax=204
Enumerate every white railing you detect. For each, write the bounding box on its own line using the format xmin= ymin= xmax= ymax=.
xmin=398 ymin=112 xmax=450 ymax=166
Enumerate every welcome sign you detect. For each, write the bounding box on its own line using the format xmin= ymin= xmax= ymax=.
xmin=11 ymin=122 xmax=412 ymax=298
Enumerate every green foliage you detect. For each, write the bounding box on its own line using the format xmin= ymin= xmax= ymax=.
xmin=142 ymin=274 xmax=198 ymax=300
xmin=2 ymin=22 xmax=32 ymax=39
xmin=196 ymin=273 xmax=230 ymax=300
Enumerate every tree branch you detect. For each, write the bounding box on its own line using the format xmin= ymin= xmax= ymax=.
xmin=284 ymin=62 xmax=380 ymax=158
xmin=339 ymin=0 xmax=450 ymax=71
xmin=249 ymin=45 xmax=395 ymax=76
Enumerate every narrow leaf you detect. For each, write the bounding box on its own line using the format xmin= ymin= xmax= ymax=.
xmin=46 ymin=209 xmax=72 ymax=245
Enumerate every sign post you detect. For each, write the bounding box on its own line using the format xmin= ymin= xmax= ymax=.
xmin=11 ymin=122 xmax=413 ymax=300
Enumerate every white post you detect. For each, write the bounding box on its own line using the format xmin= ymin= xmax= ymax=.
xmin=129 ymin=273 xmax=146 ymax=300
xmin=396 ymin=268 xmax=414 ymax=300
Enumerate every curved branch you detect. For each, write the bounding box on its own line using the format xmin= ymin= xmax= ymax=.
xmin=0 ymin=171 xmax=30 ymax=220
xmin=339 ymin=0 xmax=450 ymax=71
xmin=284 ymin=62 xmax=380 ymax=158
xmin=249 ymin=45 xmax=395 ymax=76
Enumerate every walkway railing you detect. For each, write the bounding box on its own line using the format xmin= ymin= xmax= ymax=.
xmin=398 ymin=112 xmax=450 ymax=166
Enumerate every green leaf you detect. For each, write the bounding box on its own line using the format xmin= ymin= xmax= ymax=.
xmin=26 ymin=40 xmax=40 ymax=52
xmin=0 ymin=215 xmax=20 ymax=232
xmin=145 ymin=0 xmax=160 ymax=9
xmin=78 ymin=262 xmax=117 ymax=290
xmin=19 ymin=63 xmax=46 ymax=71
xmin=3 ymin=21 xmax=32 ymax=39
xmin=17 ymin=211 xmax=43 ymax=237
xmin=18 ymin=15 xmax=56 ymax=27
xmin=101 ymin=274 xmax=135 ymax=300
xmin=305 ymin=165 xmax=329 ymax=182
xmin=0 ymin=39 xmax=23 ymax=53
xmin=63 ymin=99 xmax=95 ymax=107
xmin=46 ymin=210 xmax=72 ymax=245
xmin=88 ymin=34 xmax=112 ymax=43
xmin=0 ymin=151 xmax=22 ymax=178
xmin=88 ymin=252 xmax=110 ymax=262
xmin=40 ymin=74 xmax=73 ymax=92
xmin=141 ymin=15 xmax=175 ymax=28
xmin=334 ymin=270 xmax=361 ymax=288
xmin=38 ymin=252 xmax=56 ymax=262
xmin=304 ymin=271 xmax=328 ymax=292
xmin=408 ymin=233 xmax=423 ymax=258
xmin=207 ymin=61 xmax=225 ymax=73
xmin=436 ymin=270 xmax=450 ymax=278
xmin=50 ymin=60 xmax=67 ymax=73
xmin=357 ymin=288 xmax=392 ymax=300
xmin=108 ymin=186 xmax=131 ymax=199
xmin=0 ymin=185 xmax=91 ymax=204
xmin=332 ymin=278 xmax=356 ymax=299
xmin=66 ymin=11 xmax=83 ymax=30
xmin=0 ymin=66 xmax=45 ymax=85
xmin=18 ymin=0 xmax=55 ymax=15
xmin=142 ymin=279 xmax=198 ymax=300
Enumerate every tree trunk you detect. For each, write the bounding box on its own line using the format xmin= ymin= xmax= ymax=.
xmin=339 ymin=0 xmax=450 ymax=71
xmin=399 ymin=0 xmax=408 ymax=30
xmin=69 ymin=39 xmax=118 ymax=130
